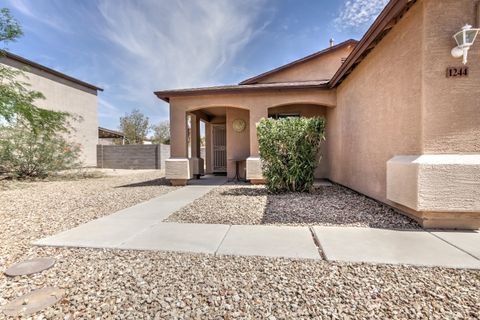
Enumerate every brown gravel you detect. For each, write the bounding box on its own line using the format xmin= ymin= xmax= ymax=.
xmin=1 ymin=174 xmax=479 ymax=318
xmin=1 ymin=248 xmax=479 ymax=319
xmin=0 ymin=170 xmax=175 ymax=268
xmin=166 ymin=183 xmax=420 ymax=229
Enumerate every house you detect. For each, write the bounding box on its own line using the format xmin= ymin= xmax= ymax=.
xmin=0 ymin=52 xmax=103 ymax=166
xmin=155 ymin=0 xmax=480 ymax=229
xmin=98 ymin=127 xmax=125 ymax=145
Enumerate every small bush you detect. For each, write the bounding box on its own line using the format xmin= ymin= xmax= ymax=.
xmin=0 ymin=124 xmax=82 ymax=179
xmin=257 ymin=117 xmax=326 ymax=193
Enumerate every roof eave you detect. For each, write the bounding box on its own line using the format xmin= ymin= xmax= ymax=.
xmin=2 ymin=51 xmax=104 ymax=92
xmin=329 ymin=0 xmax=416 ymax=88
xmin=154 ymin=82 xmax=330 ymax=103
xmin=239 ymin=39 xmax=358 ymax=85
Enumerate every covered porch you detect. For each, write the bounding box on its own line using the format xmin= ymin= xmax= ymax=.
xmin=155 ymin=82 xmax=336 ymax=186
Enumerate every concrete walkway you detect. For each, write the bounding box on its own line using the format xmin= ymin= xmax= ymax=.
xmin=34 ymin=179 xmax=480 ymax=269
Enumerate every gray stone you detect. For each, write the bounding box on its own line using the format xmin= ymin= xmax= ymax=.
xmin=119 ymin=223 xmax=230 ymax=254
xmin=216 ymin=225 xmax=320 ymax=260
xmin=1 ymin=287 xmax=65 ymax=316
xmin=430 ymin=230 xmax=480 ymax=259
xmin=34 ymin=184 xmax=220 ymax=249
xmin=312 ymin=226 xmax=480 ymax=269
xmin=4 ymin=257 xmax=56 ymax=277
xmin=34 ymin=218 xmax=156 ymax=249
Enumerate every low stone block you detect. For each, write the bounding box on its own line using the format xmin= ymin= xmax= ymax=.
xmin=246 ymin=156 xmax=263 ymax=180
xmin=190 ymin=157 xmax=204 ymax=176
xmin=387 ymin=154 xmax=480 ymax=229
xmin=387 ymin=154 xmax=480 ymax=212
xmin=165 ymin=158 xmax=191 ymax=180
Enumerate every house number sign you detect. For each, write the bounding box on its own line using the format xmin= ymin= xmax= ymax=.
xmin=446 ymin=66 xmax=468 ymax=78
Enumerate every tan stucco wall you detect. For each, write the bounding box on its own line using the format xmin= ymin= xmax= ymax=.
xmin=226 ymin=108 xmax=250 ymax=179
xmin=421 ymin=0 xmax=480 ymax=153
xmin=329 ymin=2 xmax=424 ymax=202
xmin=1 ymin=57 xmax=99 ymax=166
xmin=256 ymin=45 xmax=354 ymax=84
xmin=330 ymin=0 xmax=480 ymax=228
xmin=168 ymin=91 xmax=335 ymax=181
xmin=169 ymin=89 xmax=336 ymax=156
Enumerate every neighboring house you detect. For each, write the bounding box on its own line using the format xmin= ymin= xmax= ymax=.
xmin=155 ymin=0 xmax=480 ymax=229
xmin=98 ymin=127 xmax=125 ymax=145
xmin=0 ymin=52 xmax=103 ymax=166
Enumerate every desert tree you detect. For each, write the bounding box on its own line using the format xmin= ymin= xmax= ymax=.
xmin=119 ymin=109 xmax=150 ymax=144
xmin=152 ymin=120 xmax=170 ymax=144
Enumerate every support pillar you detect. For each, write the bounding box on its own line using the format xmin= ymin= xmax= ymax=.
xmin=165 ymin=104 xmax=191 ymax=185
xmin=246 ymin=107 xmax=268 ymax=183
xmin=189 ymin=113 xmax=204 ymax=178
xmin=205 ymin=122 xmax=213 ymax=174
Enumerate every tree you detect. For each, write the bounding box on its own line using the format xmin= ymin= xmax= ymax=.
xmin=0 ymin=8 xmax=70 ymax=135
xmin=152 ymin=120 xmax=170 ymax=144
xmin=119 ymin=109 xmax=149 ymax=144
xmin=0 ymin=8 xmax=81 ymax=178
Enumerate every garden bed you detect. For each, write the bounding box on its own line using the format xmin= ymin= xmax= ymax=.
xmin=165 ymin=183 xmax=420 ymax=229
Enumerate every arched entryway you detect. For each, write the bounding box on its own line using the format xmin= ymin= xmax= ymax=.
xmin=187 ymin=106 xmax=250 ymax=180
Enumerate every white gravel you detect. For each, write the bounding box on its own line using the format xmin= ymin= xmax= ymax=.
xmin=1 ymin=174 xmax=479 ymax=318
xmin=166 ymin=184 xmax=420 ymax=229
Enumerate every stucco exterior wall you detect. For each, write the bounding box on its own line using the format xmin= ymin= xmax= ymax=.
xmin=0 ymin=57 xmax=99 ymax=166
xmin=168 ymin=91 xmax=335 ymax=182
xmin=421 ymin=0 xmax=480 ymax=153
xmin=255 ymin=45 xmax=354 ymax=83
xmin=329 ymin=2 xmax=424 ymax=203
xmin=169 ymin=89 xmax=336 ymax=156
xmin=226 ymin=108 xmax=250 ymax=179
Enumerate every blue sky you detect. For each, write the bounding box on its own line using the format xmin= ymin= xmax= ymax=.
xmin=3 ymin=0 xmax=388 ymax=133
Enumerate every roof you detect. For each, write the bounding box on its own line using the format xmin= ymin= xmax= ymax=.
xmin=1 ymin=51 xmax=103 ymax=92
xmin=154 ymin=0 xmax=417 ymax=102
xmin=98 ymin=127 xmax=124 ymax=138
xmin=239 ymin=39 xmax=358 ymax=85
xmin=154 ymin=80 xmax=329 ymax=102
xmin=329 ymin=0 xmax=416 ymax=87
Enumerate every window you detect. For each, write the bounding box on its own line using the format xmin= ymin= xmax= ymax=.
xmin=269 ymin=113 xmax=300 ymax=119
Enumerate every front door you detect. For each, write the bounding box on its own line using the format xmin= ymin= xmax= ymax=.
xmin=212 ymin=124 xmax=227 ymax=173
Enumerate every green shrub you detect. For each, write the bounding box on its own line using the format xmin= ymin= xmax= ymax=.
xmin=0 ymin=124 xmax=82 ymax=179
xmin=257 ymin=117 xmax=326 ymax=193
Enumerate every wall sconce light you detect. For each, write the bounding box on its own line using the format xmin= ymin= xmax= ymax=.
xmin=451 ymin=24 xmax=480 ymax=64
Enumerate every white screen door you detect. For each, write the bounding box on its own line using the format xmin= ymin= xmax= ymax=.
xmin=212 ymin=124 xmax=226 ymax=172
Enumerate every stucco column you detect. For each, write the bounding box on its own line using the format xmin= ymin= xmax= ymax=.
xmin=247 ymin=106 xmax=268 ymax=183
xmin=249 ymin=106 xmax=268 ymax=156
xmin=189 ymin=113 xmax=204 ymax=178
xmin=165 ymin=103 xmax=191 ymax=185
xmin=205 ymin=122 xmax=213 ymax=174
xmin=190 ymin=114 xmax=200 ymax=158
xmin=169 ymin=104 xmax=188 ymax=158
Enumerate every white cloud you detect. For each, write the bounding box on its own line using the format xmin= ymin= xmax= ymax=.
xmin=96 ymin=0 xmax=268 ymax=115
xmin=334 ymin=0 xmax=388 ymax=31
xmin=98 ymin=97 xmax=120 ymax=119
xmin=7 ymin=0 xmax=71 ymax=32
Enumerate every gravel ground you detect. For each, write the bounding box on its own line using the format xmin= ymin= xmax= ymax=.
xmin=166 ymin=184 xmax=420 ymax=229
xmin=1 ymin=248 xmax=479 ymax=319
xmin=1 ymin=174 xmax=479 ymax=318
xmin=0 ymin=170 xmax=175 ymax=268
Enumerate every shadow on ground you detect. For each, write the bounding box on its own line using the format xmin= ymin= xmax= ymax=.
xmin=116 ymin=177 xmax=170 ymax=188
